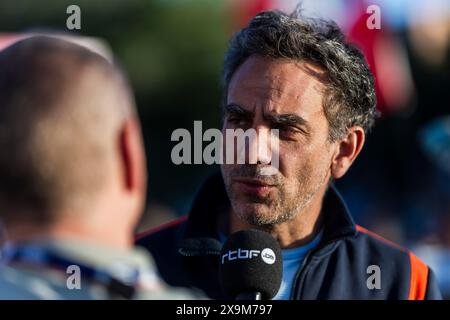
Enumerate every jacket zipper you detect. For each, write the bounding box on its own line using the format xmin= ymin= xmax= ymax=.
xmin=289 ymin=235 xmax=351 ymax=300
xmin=289 ymin=251 xmax=313 ymax=300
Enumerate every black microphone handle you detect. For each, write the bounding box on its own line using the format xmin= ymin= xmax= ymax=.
xmin=235 ymin=292 xmax=262 ymax=300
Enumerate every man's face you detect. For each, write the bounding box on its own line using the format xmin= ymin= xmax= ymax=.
xmin=221 ymin=55 xmax=334 ymax=227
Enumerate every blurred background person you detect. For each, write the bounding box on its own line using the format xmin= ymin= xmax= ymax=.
xmin=0 ymin=36 xmax=194 ymax=299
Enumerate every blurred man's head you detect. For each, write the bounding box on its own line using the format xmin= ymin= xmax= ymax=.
xmin=0 ymin=36 xmax=146 ymax=247
xmin=220 ymin=11 xmax=377 ymax=228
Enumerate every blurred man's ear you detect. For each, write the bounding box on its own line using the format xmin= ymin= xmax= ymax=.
xmin=330 ymin=126 xmax=365 ymax=179
xmin=119 ymin=118 xmax=147 ymax=194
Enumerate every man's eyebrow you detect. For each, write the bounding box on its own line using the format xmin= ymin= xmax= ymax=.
xmin=223 ymin=104 xmax=310 ymax=132
xmin=223 ymin=103 xmax=254 ymax=118
xmin=264 ymin=112 xmax=309 ymax=129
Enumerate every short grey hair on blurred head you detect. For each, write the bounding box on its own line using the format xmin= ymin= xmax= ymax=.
xmin=0 ymin=36 xmax=136 ymax=226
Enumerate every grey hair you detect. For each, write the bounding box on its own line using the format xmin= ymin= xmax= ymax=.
xmin=222 ymin=10 xmax=378 ymax=141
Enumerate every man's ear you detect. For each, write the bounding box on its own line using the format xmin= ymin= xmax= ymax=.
xmin=119 ymin=118 xmax=147 ymax=193
xmin=330 ymin=126 xmax=365 ymax=179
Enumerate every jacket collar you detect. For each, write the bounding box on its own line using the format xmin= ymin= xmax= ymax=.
xmin=178 ymin=172 xmax=357 ymax=256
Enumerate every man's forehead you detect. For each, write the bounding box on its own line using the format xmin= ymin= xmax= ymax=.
xmin=227 ymin=55 xmax=326 ymax=116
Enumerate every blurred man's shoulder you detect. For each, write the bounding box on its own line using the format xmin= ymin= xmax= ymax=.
xmin=0 ymin=265 xmax=98 ymax=299
xmin=0 ymin=266 xmax=43 ymax=299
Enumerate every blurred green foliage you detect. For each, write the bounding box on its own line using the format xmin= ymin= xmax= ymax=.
xmin=0 ymin=0 xmax=231 ymax=214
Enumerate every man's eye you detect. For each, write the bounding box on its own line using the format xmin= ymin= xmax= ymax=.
xmin=275 ymin=125 xmax=297 ymax=133
xmin=228 ymin=117 xmax=248 ymax=126
xmin=274 ymin=125 xmax=307 ymax=140
xmin=282 ymin=126 xmax=297 ymax=133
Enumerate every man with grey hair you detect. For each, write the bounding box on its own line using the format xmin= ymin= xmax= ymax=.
xmin=0 ymin=36 xmax=195 ymax=299
xmin=137 ymin=10 xmax=442 ymax=299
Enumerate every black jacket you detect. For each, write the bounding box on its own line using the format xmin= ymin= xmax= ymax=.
xmin=136 ymin=173 xmax=442 ymax=299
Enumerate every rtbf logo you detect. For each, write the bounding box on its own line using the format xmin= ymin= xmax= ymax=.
xmin=221 ymin=248 xmax=276 ymax=265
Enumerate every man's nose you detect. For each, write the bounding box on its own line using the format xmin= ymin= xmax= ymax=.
xmin=244 ymin=126 xmax=273 ymax=165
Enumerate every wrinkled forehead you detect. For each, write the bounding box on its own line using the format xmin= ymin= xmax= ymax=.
xmin=227 ymin=55 xmax=327 ymax=116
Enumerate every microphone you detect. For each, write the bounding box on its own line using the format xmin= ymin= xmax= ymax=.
xmin=219 ymin=229 xmax=282 ymax=300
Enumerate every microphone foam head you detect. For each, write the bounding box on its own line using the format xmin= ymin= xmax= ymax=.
xmin=219 ymin=229 xmax=282 ymax=299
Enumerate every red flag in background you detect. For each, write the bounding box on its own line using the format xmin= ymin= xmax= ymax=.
xmin=347 ymin=5 xmax=415 ymax=115
xmin=228 ymin=0 xmax=276 ymax=31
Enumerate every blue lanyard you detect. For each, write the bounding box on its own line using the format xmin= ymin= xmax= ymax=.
xmin=1 ymin=244 xmax=137 ymax=299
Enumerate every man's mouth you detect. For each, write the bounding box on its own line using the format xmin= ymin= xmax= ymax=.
xmin=232 ymin=177 xmax=276 ymax=197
